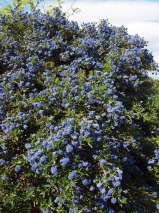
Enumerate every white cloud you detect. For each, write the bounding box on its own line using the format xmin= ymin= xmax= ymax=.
xmin=38 ymin=0 xmax=159 ymax=77
xmin=62 ymin=0 xmax=159 ymax=25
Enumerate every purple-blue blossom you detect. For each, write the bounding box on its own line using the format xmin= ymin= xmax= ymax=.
xmin=14 ymin=166 xmax=21 ymax=172
xmin=68 ymin=170 xmax=76 ymax=180
xmin=66 ymin=144 xmax=73 ymax=153
xmin=60 ymin=157 xmax=70 ymax=166
xmin=50 ymin=166 xmax=58 ymax=174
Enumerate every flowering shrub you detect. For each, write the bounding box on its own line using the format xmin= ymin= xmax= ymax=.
xmin=0 ymin=8 xmax=159 ymax=212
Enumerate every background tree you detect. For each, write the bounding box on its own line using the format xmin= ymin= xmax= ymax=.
xmin=0 ymin=0 xmax=81 ymax=17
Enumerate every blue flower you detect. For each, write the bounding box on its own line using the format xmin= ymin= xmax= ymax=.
xmin=108 ymin=188 xmax=114 ymax=195
xmin=82 ymin=179 xmax=91 ymax=185
xmin=62 ymin=91 xmax=67 ymax=96
xmin=90 ymin=186 xmax=95 ymax=191
xmin=40 ymin=155 xmax=49 ymax=162
xmin=60 ymin=157 xmax=70 ymax=166
xmin=123 ymin=142 xmax=129 ymax=148
xmin=50 ymin=166 xmax=58 ymax=174
xmin=64 ymin=124 xmax=74 ymax=134
xmin=66 ymin=144 xmax=73 ymax=153
xmin=67 ymin=118 xmax=75 ymax=123
xmin=43 ymin=208 xmax=51 ymax=213
xmin=111 ymin=197 xmax=117 ymax=204
xmin=97 ymin=182 xmax=103 ymax=188
xmin=65 ymin=103 xmax=71 ymax=108
xmin=23 ymin=124 xmax=28 ymax=129
xmin=112 ymin=181 xmax=121 ymax=187
xmin=29 ymin=186 xmax=34 ymax=191
xmin=95 ymin=115 xmax=101 ymax=120
xmin=54 ymin=197 xmax=61 ymax=203
xmin=84 ymin=131 xmax=91 ymax=137
xmin=15 ymin=166 xmax=21 ymax=172
xmin=1 ymin=174 xmax=7 ymax=180
xmin=100 ymin=159 xmax=106 ymax=166
xmin=39 ymin=110 xmax=45 ymax=115
xmin=87 ymin=93 xmax=93 ymax=99
xmin=68 ymin=170 xmax=76 ymax=180
xmin=74 ymin=96 xmax=80 ymax=101
xmin=89 ymin=111 xmax=95 ymax=116
xmin=0 ymin=159 xmax=7 ymax=165
xmin=148 ymin=159 xmax=155 ymax=164
xmin=72 ymin=197 xmax=79 ymax=205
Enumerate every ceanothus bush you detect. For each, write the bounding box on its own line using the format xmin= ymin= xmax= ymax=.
xmin=0 ymin=8 xmax=159 ymax=213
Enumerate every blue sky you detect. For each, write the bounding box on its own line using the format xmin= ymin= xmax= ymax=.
xmin=0 ymin=0 xmax=159 ymax=78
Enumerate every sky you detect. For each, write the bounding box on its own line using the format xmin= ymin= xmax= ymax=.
xmin=0 ymin=0 xmax=159 ymax=79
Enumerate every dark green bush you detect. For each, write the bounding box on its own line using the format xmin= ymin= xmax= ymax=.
xmin=0 ymin=8 xmax=159 ymax=213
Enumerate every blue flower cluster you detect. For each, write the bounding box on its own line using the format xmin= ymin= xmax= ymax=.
xmin=0 ymin=8 xmax=159 ymax=213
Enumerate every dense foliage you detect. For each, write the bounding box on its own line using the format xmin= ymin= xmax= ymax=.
xmin=0 ymin=8 xmax=159 ymax=213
